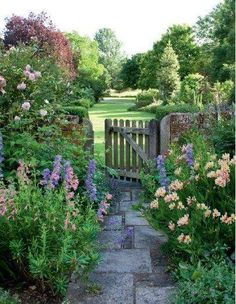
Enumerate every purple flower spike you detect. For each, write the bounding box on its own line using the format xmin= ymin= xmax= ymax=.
xmin=41 ymin=168 xmax=51 ymax=186
xmin=156 ymin=155 xmax=169 ymax=189
xmin=182 ymin=144 xmax=195 ymax=167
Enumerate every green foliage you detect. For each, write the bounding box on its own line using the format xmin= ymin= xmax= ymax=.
xmin=94 ymin=28 xmax=125 ymax=88
xmin=157 ymin=42 xmax=180 ymax=103
xmin=172 ymin=260 xmax=235 ymax=304
xmin=195 ymin=0 xmax=235 ymax=82
xmin=212 ymin=118 xmax=235 ymax=157
xmin=0 ymin=165 xmax=100 ymax=295
xmin=138 ymin=50 xmax=157 ymax=89
xmin=66 ymin=32 xmax=110 ymax=101
xmin=66 ymin=32 xmax=105 ymax=80
xmin=120 ymin=54 xmax=143 ymax=89
xmin=153 ymin=24 xmax=200 ymax=79
xmin=0 ymin=288 xmax=20 ymax=304
xmin=63 ymin=106 xmax=89 ymax=118
xmin=155 ymin=104 xmax=199 ymax=120
xmin=178 ymin=73 xmax=211 ymax=105
xmin=211 ymin=80 xmax=235 ymax=104
xmin=3 ymin=122 xmax=88 ymax=181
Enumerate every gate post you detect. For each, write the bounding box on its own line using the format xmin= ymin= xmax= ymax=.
xmin=149 ymin=119 xmax=159 ymax=159
xmin=105 ymin=119 xmax=112 ymax=168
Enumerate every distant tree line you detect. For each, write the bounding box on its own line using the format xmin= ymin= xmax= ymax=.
xmin=119 ymin=0 xmax=235 ymax=104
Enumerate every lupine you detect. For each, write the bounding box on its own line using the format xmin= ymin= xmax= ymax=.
xmin=85 ymin=159 xmax=97 ymax=201
xmin=156 ymin=155 xmax=170 ymax=189
xmin=0 ymin=132 xmax=4 ymax=179
xmin=41 ymin=168 xmax=51 ymax=186
xmin=64 ymin=161 xmax=79 ymax=192
xmin=182 ymin=144 xmax=195 ymax=167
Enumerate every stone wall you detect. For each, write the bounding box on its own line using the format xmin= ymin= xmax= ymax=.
xmin=160 ymin=111 xmax=232 ymax=154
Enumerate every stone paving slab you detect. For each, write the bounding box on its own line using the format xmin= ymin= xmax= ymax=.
xmin=125 ymin=211 xmax=149 ymax=226
xmin=98 ymin=230 xmax=122 ymax=250
xmin=134 ymin=226 xmax=168 ymax=249
xmin=119 ymin=200 xmax=136 ymax=212
xmin=103 ymin=215 xmax=122 ymax=231
xmin=95 ymin=249 xmax=152 ymax=273
xmin=136 ymin=286 xmax=174 ymax=304
xmin=68 ymin=273 xmax=134 ymax=304
xmin=120 ymin=190 xmax=132 ymax=202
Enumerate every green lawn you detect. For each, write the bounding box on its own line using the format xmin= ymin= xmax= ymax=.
xmin=89 ymin=97 xmax=155 ymax=158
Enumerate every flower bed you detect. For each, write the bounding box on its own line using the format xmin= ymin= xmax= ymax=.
xmin=140 ymin=130 xmax=235 ymax=302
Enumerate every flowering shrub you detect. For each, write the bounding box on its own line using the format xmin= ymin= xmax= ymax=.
xmin=143 ymin=131 xmax=235 ymax=261
xmin=148 ymin=151 xmax=235 ymax=260
xmin=0 ymin=158 xmax=100 ymax=295
xmin=4 ymin=12 xmax=76 ymax=78
xmin=0 ymin=45 xmax=70 ymax=123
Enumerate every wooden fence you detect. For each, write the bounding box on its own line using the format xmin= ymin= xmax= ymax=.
xmin=105 ymin=119 xmax=160 ymax=180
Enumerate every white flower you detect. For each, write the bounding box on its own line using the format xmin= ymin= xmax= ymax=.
xmin=39 ymin=109 xmax=48 ymax=117
xmin=22 ymin=101 xmax=31 ymax=110
xmin=44 ymin=99 xmax=49 ymax=104
xmin=14 ymin=116 xmax=21 ymax=121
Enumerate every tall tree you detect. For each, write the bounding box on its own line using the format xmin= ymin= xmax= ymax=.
xmin=120 ymin=53 xmax=143 ymax=89
xmin=195 ymin=0 xmax=235 ymax=82
xmin=66 ymin=32 xmax=105 ymax=79
xmin=94 ymin=28 xmax=125 ymax=88
xmin=157 ymin=42 xmax=180 ymax=103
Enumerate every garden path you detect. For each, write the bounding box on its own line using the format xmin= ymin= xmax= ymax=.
xmin=67 ymin=182 xmax=175 ymax=304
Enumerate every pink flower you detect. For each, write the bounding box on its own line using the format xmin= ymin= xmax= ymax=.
xmin=177 ymin=233 xmax=192 ymax=244
xmin=17 ymin=82 xmax=26 ymax=90
xmin=168 ymin=221 xmax=175 ymax=231
xmin=28 ymin=73 xmax=36 ymax=81
xmin=106 ymin=193 xmax=113 ymax=200
xmin=177 ymin=214 xmax=189 ymax=226
xmin=21 ymin=101 xmax=31 ymax=111
xmin=66 ymin=192 xmax=74 ymax=200
xmin=215 ymin=176 xmax=227 ymax=187
xmin=155 ymin=187 xmax=166 ymax=198
xmin=150 ymin=200 xmax=159 ymax=209
xmin=34 ymin=71 xmax=42 ymax=79
xmin=169 ymin=180 xmax=183 ymax=191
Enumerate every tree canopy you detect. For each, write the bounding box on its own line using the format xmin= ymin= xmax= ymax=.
xmin=94 ymin=28 xmax=125 ymax=88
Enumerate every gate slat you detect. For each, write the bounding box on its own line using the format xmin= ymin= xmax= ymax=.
xmin=145 ymin=121 xmax=149 ymax=158
xmin=132 ymin=120 xmax=137 ymax=180
xmin=138 ymin=120 xmax=143 ymax=171
xmin=113 ymin=119 xmax=118 ymax=169
xmin=125 ymin=120 xmax=131 ymax=174
xmin=105 ymin=119 xmax=112 ymax=168
xmin=119 ymin=119 xmax=124 ymax=172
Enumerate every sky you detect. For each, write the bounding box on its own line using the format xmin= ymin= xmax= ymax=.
xmin=1 ymin=0 xmax=222 ymax=56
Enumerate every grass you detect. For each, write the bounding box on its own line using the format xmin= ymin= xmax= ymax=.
xmin=89 ymin=97 xmax=155 ymax=158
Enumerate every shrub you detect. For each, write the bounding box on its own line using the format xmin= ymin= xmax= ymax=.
xmin=62 ymin=106 xmax=88 ymax=118
xmin=172 ymin=260 xmax=235 ymax=304
xmin=0 ymin=45 xmax=69 ymax=123
xmin=0 ymin=159 xmax=100 ymax=296
xmin=212 ymin=118 xmax=235 ymax=157
xmin=4 ymin=12 xmax=76 ymax=78
xmin=178 ymin=73 xmax=212 ymax=105
xmin=155 ymin=104 xmax=199 ymax=120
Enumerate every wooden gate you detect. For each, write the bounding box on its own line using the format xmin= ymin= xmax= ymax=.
xmin=105 ymin=119 xmax=160 ymax=180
